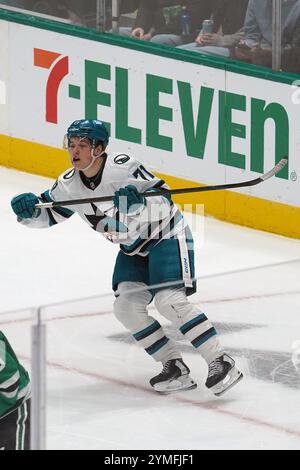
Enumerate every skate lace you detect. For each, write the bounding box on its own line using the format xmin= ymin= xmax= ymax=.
xmin=208 ymin=358 xmax=223 ymax=378
xmin=162 ymin=360 xmax=173 ymax=373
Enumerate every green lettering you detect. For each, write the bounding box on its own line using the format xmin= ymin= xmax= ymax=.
xmin=251 ymin=99 xmax=289 ymax=179
xmin=146 ymin=74 xmax=173 ymax=151
xmin=219 ymin=91 xmax=246 ymax=169
xmin=85 ymin=60 xmax=111 ymax=133
xmin=178 ymin=82 xmax=214 ymax=158
xmin=115 ymin=67 xmax=142 ymax=144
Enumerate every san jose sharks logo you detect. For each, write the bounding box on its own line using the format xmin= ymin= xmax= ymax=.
xmin=85 ymin=203 xmax=128 ymax=234
xmin=84 ymin=203 xmax=107 ymax=231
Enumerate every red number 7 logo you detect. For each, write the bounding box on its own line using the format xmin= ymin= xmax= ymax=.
xmin=34 ymin=48 xmax=69 ymax=124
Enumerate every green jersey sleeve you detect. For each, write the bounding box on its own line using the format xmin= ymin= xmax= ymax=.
xmin=0 ymin=331 xmax=31 ymax=419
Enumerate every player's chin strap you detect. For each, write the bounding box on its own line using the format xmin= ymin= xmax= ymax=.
xmin=80 ymin=148 xmax=105 ymax=172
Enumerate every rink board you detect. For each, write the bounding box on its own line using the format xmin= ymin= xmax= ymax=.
xmin=0 ymin=8 xmax=300 ymax=238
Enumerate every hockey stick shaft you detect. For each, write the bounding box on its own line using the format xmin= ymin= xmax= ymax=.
xmin=35 ymin=157 xmax=288 ymax=209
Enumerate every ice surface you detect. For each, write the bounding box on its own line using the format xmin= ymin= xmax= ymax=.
xmin=1 ymin=166 xmax=300 ymax=450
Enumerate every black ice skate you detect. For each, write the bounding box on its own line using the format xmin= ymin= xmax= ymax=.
xmin=150 ymin=358 xmax=197 ymax=394
xmin=205 ymin=354 xmax=243 ymax=396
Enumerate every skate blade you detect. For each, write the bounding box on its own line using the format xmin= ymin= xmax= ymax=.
xmin=211 ymin=369 xmax=243 ymax=397
xmin=153 ymin=376 xmax=197 ymax=395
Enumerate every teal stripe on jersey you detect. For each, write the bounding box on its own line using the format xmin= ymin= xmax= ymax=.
xmin=42 ymin=190 xmax=74 ymax=218
xmin=120 ymin=209 xmax=183 ymax=256
xmin=120 ymin=220 xmax=162 ymax=255
xmin=153 ymin=179 xmax=166 ymax=188
xmin=52 ymin=206 xmax=74 ymax=219
xmin=40 ymin=190 xmax=53 ymax=202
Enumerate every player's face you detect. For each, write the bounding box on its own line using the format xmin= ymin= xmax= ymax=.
xmin=68 ymin=137 xmax=102 ymax=170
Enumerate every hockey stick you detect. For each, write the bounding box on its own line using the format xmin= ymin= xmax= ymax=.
xmin=35 ymin=157 xmax=288 ymax=209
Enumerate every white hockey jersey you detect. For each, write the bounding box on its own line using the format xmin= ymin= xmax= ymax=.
xmin=19 ymin=152 xmax=186 ymax=256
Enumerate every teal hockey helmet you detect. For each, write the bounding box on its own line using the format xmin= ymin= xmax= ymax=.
xmin=66 ymin=119 xmax=109 ymax=147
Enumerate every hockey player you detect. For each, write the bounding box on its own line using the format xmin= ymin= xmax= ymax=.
xmin=11 ymin=119 xmax=243 ymax=396
xmin=0 ymin=331 xmax=31 ymax=450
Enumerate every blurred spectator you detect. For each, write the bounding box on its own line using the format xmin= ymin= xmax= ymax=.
xmin=0 ymin=1 xmax=155 ymax=32
xmin=150 ymin=0 xmax=212 ymax=46
xmin=118 ymin=0 xmax=166 ymax=40
xmin=120 ymin=0 xmax=140 ymax=13
xmin=14 ymin=1 xmax=91 ymax=25
xmin=281 ymin=2 xmax=300 ymax=72
xmin=118 ymin=0 xmax=212 ymax=45
xmin=235 ymin=0 xmax=300 ymax=71
xmin=177 ymin=0 xmax=249 ymax=58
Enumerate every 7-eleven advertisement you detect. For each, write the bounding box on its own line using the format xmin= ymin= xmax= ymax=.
xmin=1 ymin=19 xmax=300 ymax=211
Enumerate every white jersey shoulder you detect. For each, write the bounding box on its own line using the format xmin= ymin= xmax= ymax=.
xmin=106 ymin=152 xmax=159 ymax=186
xmin=106 ymin=152 xmax=141 ymax=174
xmin=104 ymin=153 xmax=159 ymax=191
xmin=50 ymin=167 xmax=79 ymax=201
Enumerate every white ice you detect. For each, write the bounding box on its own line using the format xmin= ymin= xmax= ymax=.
xmin=0 ymin=166 xmax=300 ymax=450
